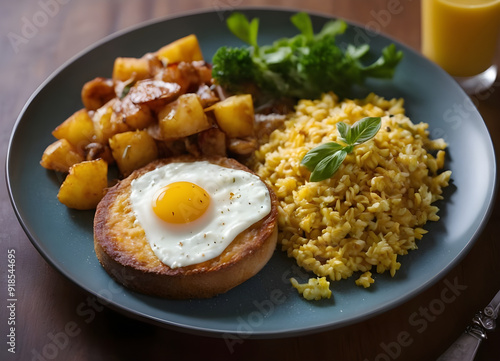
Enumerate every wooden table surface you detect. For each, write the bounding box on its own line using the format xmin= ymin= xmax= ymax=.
xmin=2 ymin=1 xmax=500 ymax=360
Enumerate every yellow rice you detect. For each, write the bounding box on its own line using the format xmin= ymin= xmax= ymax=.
xmin=290 ymin=277 xmax=332 ymax=300
xmin=251 ymin=92 xmax=451 ymax=287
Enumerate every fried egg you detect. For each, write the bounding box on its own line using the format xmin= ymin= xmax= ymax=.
xmin=129 ymin=161 xmax=272 ymax=268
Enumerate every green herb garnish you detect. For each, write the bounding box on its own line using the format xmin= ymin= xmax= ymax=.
xmin=212 ymin=12 xmax=403 ymax=99
xmin=118 ymin=79 xmax=135 ymax=100
xmin=301 ymin=117 xmax=381 ymax=182
xmin=226 ymin=12 xmax=260 ymax=49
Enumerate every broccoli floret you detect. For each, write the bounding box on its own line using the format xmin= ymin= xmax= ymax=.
xmin=299 ymin=37 xmax=362 ymax=98
xmin=211 ymin=46 xmax=255 ymax=89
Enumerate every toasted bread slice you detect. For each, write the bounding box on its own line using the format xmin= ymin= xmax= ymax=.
xmin=94 ymin=155 xmax=278 ymax=299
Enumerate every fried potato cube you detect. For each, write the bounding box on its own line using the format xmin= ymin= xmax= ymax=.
xmin=92 ymin=100 xmax=130 ymax=144
xmin=52 ymin=109 xmax=95 ymax=150
xmin=109 ymin=130 xmax=159 ymax=177
xmin=57 ymin=159 xmax=108 ymax=210
xmin=156 ymin=34 xmax=204 ymax=65
xmin=40 ymin=139 xmax=84 ymax=173
xmin=112 ymin=57 xmax=151 ymax=82
xmin=157 ymin=93 xmax=212 ymax=140
xmin=211 ymin=94 xmax=255 ymax=138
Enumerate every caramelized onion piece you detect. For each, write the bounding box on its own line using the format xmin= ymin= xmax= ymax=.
xmin=128 ymin=79 xmax=181 ymax=104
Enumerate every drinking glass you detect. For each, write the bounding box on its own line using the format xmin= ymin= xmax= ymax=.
xmin=421 ymin=0 xmax=500 ymax=94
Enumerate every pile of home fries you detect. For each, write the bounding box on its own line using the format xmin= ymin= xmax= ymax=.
xmin=40 ymin=35 xmax=257 ymax=210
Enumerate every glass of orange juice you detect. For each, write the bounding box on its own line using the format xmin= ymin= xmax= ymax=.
xmin=421 ymin=0 xmax=500 ymax=94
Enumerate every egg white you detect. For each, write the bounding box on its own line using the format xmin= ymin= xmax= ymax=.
xmin=129 ymin=161 xmax=271 ymax=268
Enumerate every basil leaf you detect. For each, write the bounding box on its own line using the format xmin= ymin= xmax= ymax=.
xmin=227 ymin=13 xmax=259 ymax=48
xmin=316 ymin=18 xmax=347 ymax=40
xmin=301 ymin=117 xmax=381 ymax=182
xmin=345 ymin=44 xmax=369 ymax=60
xmin=309 ymin=149 xmax=348 ymax=182
xmin=301 ymin=142 xmax=344 ymax=170
xmin=361 ymin=44 xmax=404 ymax=79
xmin=247 ymin=18 xmax=260 ymax=48
xmin=349 ymin=117 xmax=381 ymax=145
xmin=291 ymin=12 xmax=314 ymax=41
xmin=336 ymin=122 xmax=350 ymax=144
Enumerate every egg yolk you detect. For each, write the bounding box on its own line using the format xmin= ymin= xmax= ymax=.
xmin=152 ymin=181 xmax=210 ymax=224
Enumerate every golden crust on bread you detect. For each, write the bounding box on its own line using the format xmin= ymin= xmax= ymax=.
xmin=94 ymin=155 xmax=278 ymax=299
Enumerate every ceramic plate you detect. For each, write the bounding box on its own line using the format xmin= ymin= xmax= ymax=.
xmin=6 ymin=8 xmax=496 ymax=338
